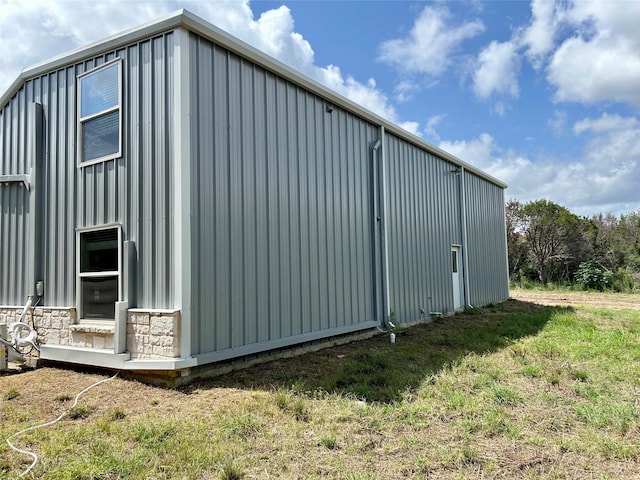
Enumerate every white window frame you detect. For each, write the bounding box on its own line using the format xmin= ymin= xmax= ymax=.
xmin=76 ymin=224 xmax=122 ymax=322
xmin=77 ymin=59 xmax=122 ymax=167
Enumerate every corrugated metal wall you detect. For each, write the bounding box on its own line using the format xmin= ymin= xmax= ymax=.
xmin=188 ymin=33 xmax=380 ymax=355
xmin=385 ymin=133 xmax=463 ymax=321
xmin=0 ymin=33 xmax=176 ymax=309
xmin=0 ymin=181 xmax=30 ymax=304
xmin=2 ymin=20 xmax=509 ymax=363
xmin=0 ymin=95 xmax=32 ymax=304
xmin=464 ymin=172 xmax=509 ymax=306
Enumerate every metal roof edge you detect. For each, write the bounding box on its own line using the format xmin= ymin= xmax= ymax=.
xmin=0 ymin=9 xmax=187 ymax=109
xmin=0 ymin=8 xmax=507 ymax=189
xmin=178 ymin=10 xmax=507 ymax=189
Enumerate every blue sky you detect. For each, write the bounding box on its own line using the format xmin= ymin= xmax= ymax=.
xmin=1 ymin=0 xmax=639 ymax=216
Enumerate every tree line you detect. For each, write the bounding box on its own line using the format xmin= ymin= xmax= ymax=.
xmin=506 ymin=199 xmax=640 ymax=292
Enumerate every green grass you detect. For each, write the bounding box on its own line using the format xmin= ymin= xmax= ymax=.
xmin=2 ymin=389 xmax=20 ymax=401
xmin=1 ymin=296 xmax=639 ymax=479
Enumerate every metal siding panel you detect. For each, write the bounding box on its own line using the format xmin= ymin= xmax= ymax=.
xmin=196 ymin=36 xmax=213 ymax=353
xmin=385 ymin=133 xmax=468 ymax=321
xmin=387 ymin=137 xmax=400 ymax=319
xmin=0 ymin=86 xmax=31 ymax=304
xmin=127 ymin=43 xmax=140 ymax=302
xmin=287 ymin=84 xmax=302 ymax=336
xmin=0 ymin=32 xmax=177 ymax=310
xmin=241 ymin=61 xmax=258 ymax=346
xmin=307 ymin=96 xmax=322 ymax=333
xmin=229 ymin=53 xmax=243 ymax=348
xmin=464 ymin=173 xmax=509 ymax=306
xmin=189 ymin=33 xmax=379 ymax=358
xmin=344 ymin=115 xmax=356 ymax=324
xmin=254 ymin=66 xmax=270 ymax=344
xmin=214 ymin=44 xmax=231 ymax=351
xmin=141 ymin=39 xmax=155 ymax=306
xmin=297 ymin=89 xmax=311 ymax=334
xmin=334 ymin=109 xmax=346 ymax=328
xmin=72 ymin=34 xmax=179 ymax=311
xmin=315 ymin=96 xmax=330 ymax=333
xmin=277 ymin=77 xmax=291 ymax=338
xmin=325 ymin=103 xmax=338 ymax=329
xmin=266 ymin=71 xmax=280 ymax=342
xmin=153 ymin=36 xmax=167 ymax=306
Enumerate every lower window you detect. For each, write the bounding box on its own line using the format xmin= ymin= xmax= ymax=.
xmin=81 ymin=276 xmax=118 ymax=319
xmin=78 ymin=227 xmax=120 ymax=321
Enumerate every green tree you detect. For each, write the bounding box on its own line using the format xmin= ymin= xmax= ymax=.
xmin=616 ymin=211 xmax=640 ymax=271
xmin=516 ymin=199 xmax=588 ymax=284
xmin=505 ymin=199 xmax=527 ymax=278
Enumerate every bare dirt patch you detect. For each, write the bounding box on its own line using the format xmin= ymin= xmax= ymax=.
xmin=510 ymin=289 xmax=640 ymax=310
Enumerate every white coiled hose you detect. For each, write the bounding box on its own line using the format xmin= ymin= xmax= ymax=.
xmin=8 ymin=321 xmax=38 ymax=350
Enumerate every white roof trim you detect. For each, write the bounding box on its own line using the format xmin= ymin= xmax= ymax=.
xmin=0 ymin=9 xmax=507 ymax=189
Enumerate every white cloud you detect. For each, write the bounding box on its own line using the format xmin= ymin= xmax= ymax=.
xmin=398 ymin=121 xmax=421 ymax=137
xmin=314 ymin=67 xmax=398 ymax=121
xmin=473 ymin=40 xmax=520 ymax=99
xmin=0 ymin=0 xmax=404 ymax=125
xmin=547 ymin=1 xmax=640 ymax=107
xmin=469 ymin=0 xmax=640 ymax=111
xmin=424 ymin=114 xmax=446 ymax=142
xmin=548 ymin=110 xmax=568 ymax=136
xmin=439 ymin=116 xmax=640 ymax=216
xmin=394 ymin=80 xmax=420 ymax=103
xmin=378 ymin=5 xmax=484 ymax=76
xmin=521 ymin=0 xmax=566 ymax=67
xmin=573 ymin=113 xmax=640 ymax=135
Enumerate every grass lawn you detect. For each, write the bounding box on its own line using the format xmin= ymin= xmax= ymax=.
xmin=1 ymin=293 xmax=639 ymax=479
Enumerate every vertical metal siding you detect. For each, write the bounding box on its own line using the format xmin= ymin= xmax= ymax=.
xmin=464 ymin=172 xmax=509 ymax=306
xmin=385 ymin=133 xmax=462 ymax=321
xmin=0 ymin=93 xmax=30 ymax=305
xmin=2 ymin=22 xmax=509 ymax=365
xmin=76 ymin=35 xmax=175 ymax=309
xmin=385 ymin=134 xmax=510 ymax=318
xmin=0 ymin=32 xmax=176 ymax=309
xmin=189 ymin=33 xmax=378 ymax=355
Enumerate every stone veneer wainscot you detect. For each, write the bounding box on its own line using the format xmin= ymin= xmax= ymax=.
xmin=0 ymin=307 xmax=180 ymax=360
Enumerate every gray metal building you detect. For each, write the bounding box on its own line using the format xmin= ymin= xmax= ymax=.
xmin=0 ymin=10 xmax=509 ymax=374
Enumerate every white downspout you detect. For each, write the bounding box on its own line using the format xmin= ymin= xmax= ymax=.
xmin=380 ymin=126 xmax=391 ymax=326
xmin=370 ymin=126 xmax=391 ymax=330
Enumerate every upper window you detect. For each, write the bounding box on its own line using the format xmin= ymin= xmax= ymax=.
xmin=77 ymin=61 xmax=122 ymax=166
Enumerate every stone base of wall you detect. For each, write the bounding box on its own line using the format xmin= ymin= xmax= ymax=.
xmin=0 ymin=306 xmax=180 ymax=361
xmin=128 ymin=310 xmax=181 ymax=359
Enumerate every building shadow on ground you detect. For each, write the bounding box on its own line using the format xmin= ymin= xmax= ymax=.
xmin=183 ymin=299 xmax=571 ymax=403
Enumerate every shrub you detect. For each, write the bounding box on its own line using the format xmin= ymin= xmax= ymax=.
xmin=575 ymin=261 xmax=613 ymax=291
xmin=611 ymin=268 xmax=639 ymax=293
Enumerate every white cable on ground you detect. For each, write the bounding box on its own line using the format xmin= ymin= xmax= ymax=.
xmin=6 ymin=372 xmax=118 ymax=478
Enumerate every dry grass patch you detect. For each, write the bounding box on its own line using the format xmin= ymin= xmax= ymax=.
xmin=1 ymin=293 xmax=639 ymax=479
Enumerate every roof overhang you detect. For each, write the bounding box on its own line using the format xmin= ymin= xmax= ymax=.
xmin=0 ymin=9 xmax=507 ymax=189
